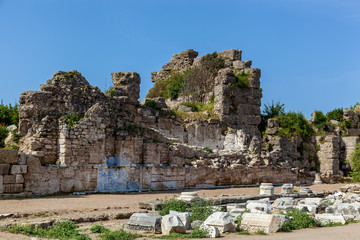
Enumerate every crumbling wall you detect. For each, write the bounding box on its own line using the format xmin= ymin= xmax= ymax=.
xmin=3 ymin=49 xmax=305 ymax=196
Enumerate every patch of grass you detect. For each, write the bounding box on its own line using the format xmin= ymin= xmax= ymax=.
xmin=320 ymin=221 xmax=343 ymax=227
xmin=151 ymin=227 xmax=208 ymax=239
xmin=255 ymin=230 xmax=267 ymax=235
xmin=159 ymin=198 xmax=189 ymax=216
xmin=99 ymin=229 xmax=142 ymax=240
xmin=236 ymin=231 xmax=251 ymax=235
xmin=4 ymin=220 xmax=89 ymax=240
xmin=173 ymin=101 xmax=216 ymax=120
xmin=280 ymin=209 xmax=316 ymax=231
xmin=90 ymin=224 xmax=110 ymax=233
xmin=203 ymin=146 xmax=213 ymax=153
xmin=5 ymin=144 xmax=19 ymax=150
xmin=232 ymin=70 xmax=251 ymax=89
xmin=188 ymin=199 xmax=215 ymax=222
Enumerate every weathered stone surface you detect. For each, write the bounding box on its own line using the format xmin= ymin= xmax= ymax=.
xmin=281 ymin=184 xmax=294 ymax=194
xmin=272 ymin=197 xmax=295 ymax=210
xmin=0 ymin=149 xmax=18 ymax=164
xmin=325 ymin=202 xmax=360 ymax=220
xmin=111 ymin=72 xmax=140 ymax=104
xmin=240 ymin=213 xmax=281 ymax=234
xmin=125 ymin=213 xmax=162 ymax=234
xmin=260 ymin=183 xmax=274 ymax=196
xmin=200 ymin=224 xmax=220 ymax=238
xmin=178 ymin=192 xmax=201 ymax=201
xmin=3 ymin=184 xmax=23 ymax=193
xmin=0 ymin=164 xmax=10 ymax=175
xmin=169 ymin=211 xmax=190 ymax=230
xmin=300 ymin=187 xmax=313 ymax=194
xmin=203 ymin=212 xmax=236 ymax=233
xmin=246 ymin=200 xmax=273 ymax=214
xmin=3 ymin=175 xmax=16 ymax=184
xmin=161 ymin=214 xmax=185 ymax=235
xmin=315 ymin=214 xmax=346 ymax=225
xmin=191 ymin=220 xmax=202 ymax=230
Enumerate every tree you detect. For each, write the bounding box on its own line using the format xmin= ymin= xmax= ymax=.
xmin=349 ymin=142 xmax=360 ymax=182
xmin=262 ymin=101 xmax=285 ymax=119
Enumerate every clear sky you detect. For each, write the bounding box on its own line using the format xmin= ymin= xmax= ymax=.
xmin=0 ymin=0 xmax=359 ymax=118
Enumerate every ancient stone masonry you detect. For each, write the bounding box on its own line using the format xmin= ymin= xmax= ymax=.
xmin=1 ymin=49 xmax=307 ymax=196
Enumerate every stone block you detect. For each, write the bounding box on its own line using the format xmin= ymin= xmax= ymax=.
xmin=281 ymin=184 xmax=294 ymax=194
xmin=161 ymin=214 xmax=186 ymax=235
xmin=272 ymin=197 xmax=295 ymax=210
xmin=240 ymin=213 xmax=281 ymax=234
xmin=246 ymin=201 xmax=273 ymax=214
xmin=16 ymin=174 xmax=24 ymax=184
xmin=10 ymin=165 xmax=27 ymax=174
xmin=3 ymin=184 xmax=23 ymax=193
xmin=203 ymin=212 xmax=236 ymax=233
xmin=260 ymin=183 xmax=274 ymax=195
xmin=169 ymin=211 xmax=190 ymax=230
xmin=0 ymin=149 xmax=18 ymax=164
xmin=3 ymin=175 xmax=16 ymax=184
xmin=315 ymin=214 xmax=346 ymax=225
xmin=220 ymin=49 xmax=242 ymax=61
xmin=178 ymin=192 xmax=201 ymax=201
xmin=304 ymin=198 xmax=322 ymax=205
xmin=125 ymin=213 xmax=162 ymax=234
xmin=0 ymin=164 xmax=10 ymax=175
xmin=200 ymin=225 xmax=220 ymax=238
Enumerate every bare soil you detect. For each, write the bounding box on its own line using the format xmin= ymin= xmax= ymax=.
xmin=0 ymin=183 xmax=356 ymax=240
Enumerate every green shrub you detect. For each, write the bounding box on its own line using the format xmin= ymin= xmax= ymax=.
xmin=65 ymin=113 xmax=80 ymax=127
xmin=349 ymin=142 xmax=360 ymax=182
xmin=5 ymin=220 xmax=89 ymax=240
xmin=262 ymin=101 xmax=285 ymax=119
xmin=188 ymin=199 xmax=215 ymax=222
xmin=0 ymin=103 xmax=19 ymax=126
xmin=341 ymin=119 xmax=352 ymax=130
xmin=147 ymin=71 xmax=187 ymax=100
xmin=255 ymin=230 xmax=267 ymax=235
xmin=326 ymin=108 xmax=344 ymax=122
xmin=99 ymin=229 xmax=142 ymax=240
xmin=203 ymin=147 xmax=213 ymax=153
xmin=105 ymin=87 xmax=116 ymax=97
xmin=200 ymin=52 xmax=225 ymax=75
xmin=232 ymin=71 xmax=251 ymax=89
xmin=276 ymin=111 xmax=314 ymax=138
xmin=90 ymin=224 xmax=110 ymax=233
xmin=144 ymin=99 xmax=160 ymax=111
xmin=159 ymin=198 xmax=189 ymax=216
xmin=280 ymin=209 xmax=316 ymax=231
xmin=0 ymin=124 xmax=9 ymax=148
xmin=313 ymin=111 xmax=327 ymax=130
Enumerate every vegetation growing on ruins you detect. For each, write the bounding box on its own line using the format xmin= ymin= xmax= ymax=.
xmin=151 ymin=228 xmax=208 ymax=239
xmin=99 ymin=229 xmax=143 ymax=240
xmin=280 ymin=209 xmax=316 ymax=231
xmin=232 ymin=70 xmax=251 ymax=89
xmin=0 ymin=103 xmax=19 ymax=147
xmin=159 ymin=198 xmax=216 ymax=222
xmin=326 ymin=108 xmax=344 ymax=122
xmin=3 ymin=220 xmax=89 ymax=240
xmin=147 ymin=52 xmax=224 ymax=101
xmin=65 ymin=113 xmax=81 ymax=127
xmin=276 ymin=111 xmax=314 ymax=138
xmin=349 ymin=142 xmax=360 ymax=182
xmin=105 ymin=86 xmax=116 ymax=97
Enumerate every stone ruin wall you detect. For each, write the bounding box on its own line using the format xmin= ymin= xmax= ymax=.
xmin=0 ymin=49 xmax=347 ymax=196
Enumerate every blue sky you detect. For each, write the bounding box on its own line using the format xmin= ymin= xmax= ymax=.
xmin=0 ymin=0 xmax=359 ymax=118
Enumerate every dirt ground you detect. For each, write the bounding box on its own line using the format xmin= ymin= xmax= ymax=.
xmin=0 ymin=183 xmax=357 ymax=240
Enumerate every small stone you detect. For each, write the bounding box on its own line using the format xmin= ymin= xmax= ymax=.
xmin=161 ymin=214 xmax=185 ymax=235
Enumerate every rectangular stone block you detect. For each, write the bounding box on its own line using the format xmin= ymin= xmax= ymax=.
xmin=0 ymin=149 xmax=18 ymax=164
xmin=10 ymin=165 xmax=27 ymax=174
xmin=16 ymin=174 xmax=24 ymax=184
xmin=0 ymin=164 xmax=10 ymax=175
xmin=3 ymin=175 xmax=16 ymax=184
xmin=240 ymin=213 xmax=281 ymax=234
xmin=3 ymin=184 xmax=23 ymax=193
